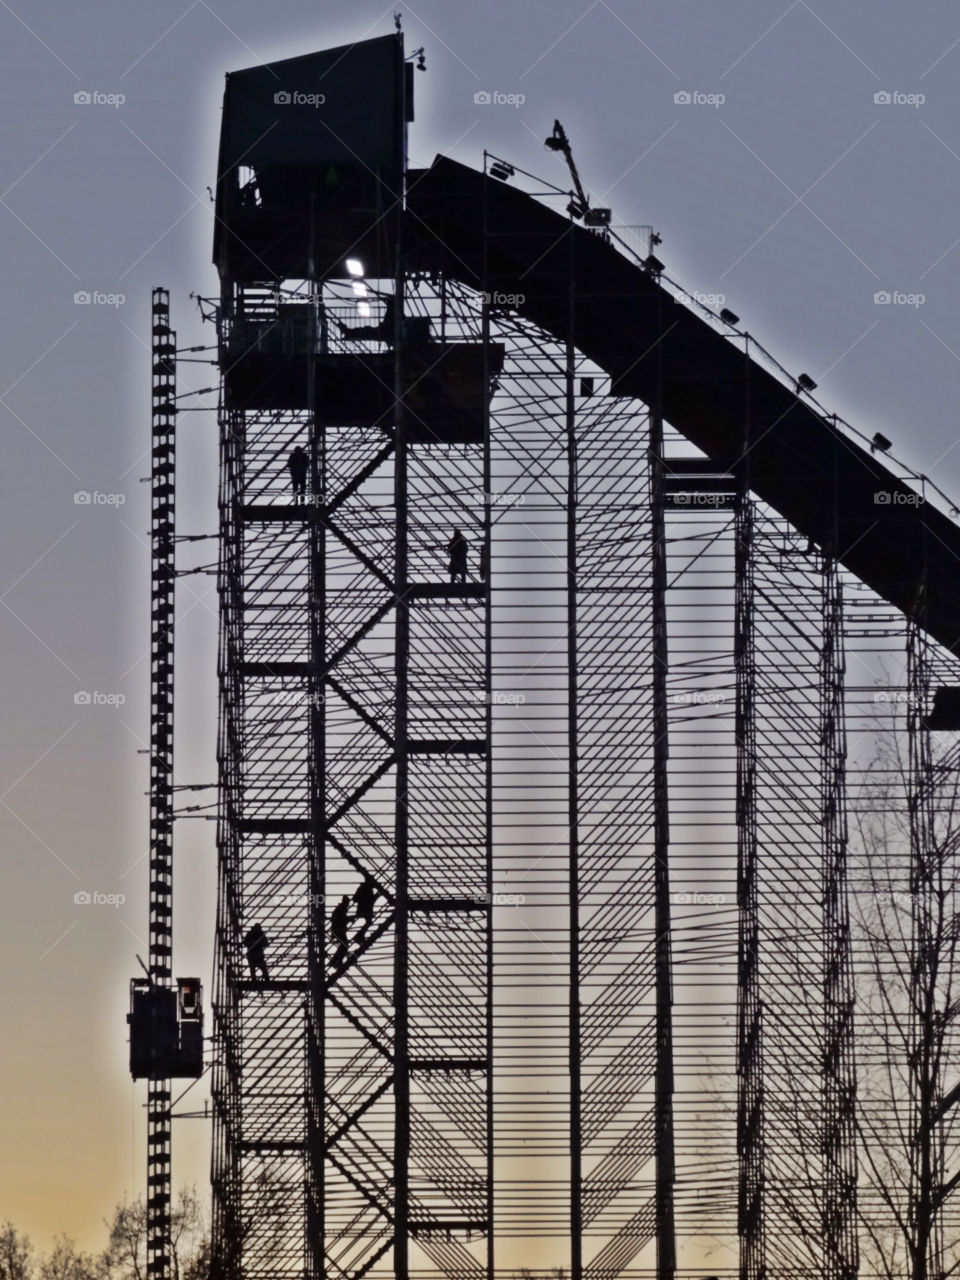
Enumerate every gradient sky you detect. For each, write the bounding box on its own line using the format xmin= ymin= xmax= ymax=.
xmin=3 ymin=0 xmax=960 ymax=1255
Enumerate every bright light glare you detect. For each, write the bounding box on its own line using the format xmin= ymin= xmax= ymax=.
xmin=352 ymin=281 xmax=368 ymax=297
xmin=357 ymin=302 xmax=371 ymax=318
xmin=346 ymin=258 xmax=364 ymax=278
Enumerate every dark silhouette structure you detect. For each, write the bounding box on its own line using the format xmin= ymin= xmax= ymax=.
xmin=130 ymin=29 xmax=960 ymax=1280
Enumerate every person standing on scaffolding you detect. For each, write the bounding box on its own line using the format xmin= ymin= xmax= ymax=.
xmin=448 ymin=530 xmax=468 ymax=585
xmin=288 ymin=445 xmax=308 ymax=503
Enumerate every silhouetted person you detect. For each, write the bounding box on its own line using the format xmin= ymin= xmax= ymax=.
xmin=336 ymin=295 xmax=430 ymax=346
xmin=244 ymin=923 xmax=269 ymax=980
xmin=337 ymin=295 xmax=396 ymax=344
xmin=330 ymin=895 xmax=352 ymax=968
xmin=353 ymin=876 xmax=379 ymax=942
xmin=479 ymin=542 xmax=490 ymax=583
xmin=288 ymin=446 xmax=308 ymax=502
xmin=448 ymin=530 xmax=468 ymax=585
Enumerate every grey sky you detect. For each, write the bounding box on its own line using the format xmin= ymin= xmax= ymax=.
xmin=2 ymin=0 xmax=959 ymax=1251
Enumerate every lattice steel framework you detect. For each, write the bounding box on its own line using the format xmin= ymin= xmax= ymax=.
xmin=147 ymin=286 xmax=177 ymax=1280
xmin=643 ymin=423 xmax=859 ymax=1279
xmin=571 ymin=383 xmax=663 ymax=1279
xmin=739 ymin=505 xmax=858 ymax=1277
xmin=210 ymin=263 xmax=495 ymax=1280
xmin=733 ymin=434 xmax=858 ymax=1280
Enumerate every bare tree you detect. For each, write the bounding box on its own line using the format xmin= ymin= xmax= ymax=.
xmin=38 ymin=1236 xmax=100 ymax=1280
xmin=101 ymin=1189 xmax=207 ymax=1280
xmin=726 ymin=691 xmax=960 ymax=1280
xmin=851 ymin=708 xmax=960 ymax=1280
xmin=0 ymin=1190 xmax=210 ymax=1280
xmin=0 ymin=1224 xmax=34 ymax=1280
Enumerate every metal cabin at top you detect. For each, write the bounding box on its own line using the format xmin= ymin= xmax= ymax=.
xmin=214 ymin=34 xmax=409 ymax=283
xmin=191 ymin=26 xmax=960 ymax=1280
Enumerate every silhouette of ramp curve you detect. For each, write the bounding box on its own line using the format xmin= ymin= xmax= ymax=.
xmin=408 ymin=155 xmax=960 ymax=655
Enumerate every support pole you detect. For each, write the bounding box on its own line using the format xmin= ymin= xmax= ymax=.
xmin=481 ymin=170 xmax=496 ymax=1280
xmin=393 ymin=66 xmax=410 ymax=1272
xmin=820 ymin=438 xmax=858 ymax=1280
xmin=566 ymin=226 xmax=582 ymax=1280
xmin=650 ymin=403 xmax=676 ymax=1280
xmin=734 ymin=341 xmax=765 ymax=1280
xmin=306 ymin=240 xmax=327 ymax=1276
xmin=734 ymin=491 xmax=764 ymax=1280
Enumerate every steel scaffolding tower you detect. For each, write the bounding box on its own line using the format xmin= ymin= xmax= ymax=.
xmin=209 ymin=38 xmax=497 ymax=1277
xmin=571 ymin=388 xmax=663 ymax=1278
xmin=743 ymin=506 xmax=858 ymax=1276
xmin=210 ymin=281 xmax=495 ymax=1278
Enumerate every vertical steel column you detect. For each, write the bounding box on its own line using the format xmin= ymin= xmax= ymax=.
xmin=649 ymin=401 xmax=676 ymax=1280
xmin=820 ymin=438 xmax=858 ymax=1280
xmin=306 ymin=277 xmax=326 ymax=1278
xmin=210 ymin=303 xmax=244 ymax=1279
xmin=734 ymin=348 xmax=764 ymax=1280
xmin=734 ymin=495 xmax=764 ymax=1280
xmin=147 ymin=286 xmax=176 ymax=1280
xmin=565 ymin=223 xmax=583 ymax=1280
xmin=481 ymin=183 xmax=496 ymax=1280
xmin=393 ymin=186 xmax=410 ymax=1280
